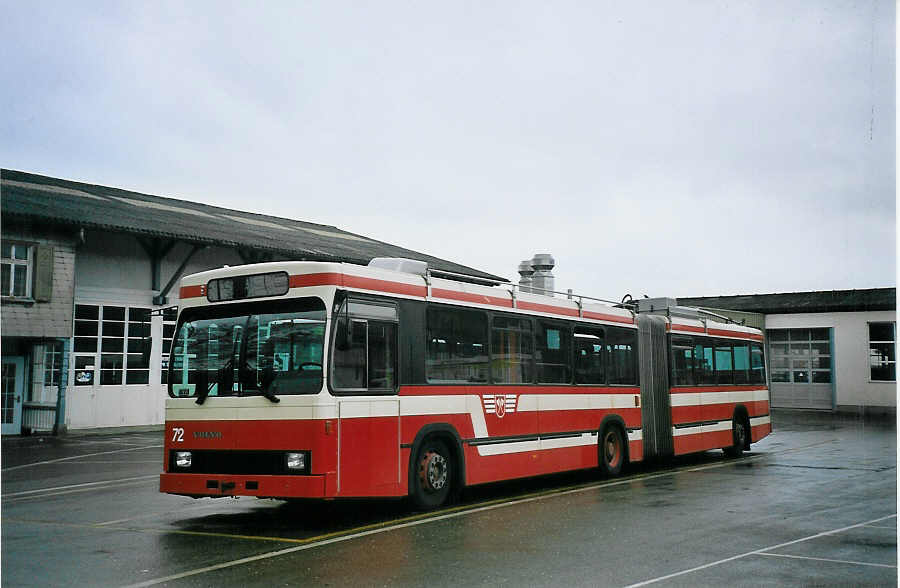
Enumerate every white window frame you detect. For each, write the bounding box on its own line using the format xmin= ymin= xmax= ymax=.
xmin=1 ymin=242 xmax=34 ymax=299
xmin=868 ymin=321 xmax=896 ymax=382
xmin=71 ymin=303 xmax=153 ymax=387
xmin=767 ymin=328 xmax=832 ymax=385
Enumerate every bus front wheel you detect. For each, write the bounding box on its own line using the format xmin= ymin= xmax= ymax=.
xmin=411 ymin=439 xmax=453 ymax=509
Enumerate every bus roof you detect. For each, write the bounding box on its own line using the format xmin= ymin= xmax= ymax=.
xmin=178 ymin=261 xmax=763 ymax=340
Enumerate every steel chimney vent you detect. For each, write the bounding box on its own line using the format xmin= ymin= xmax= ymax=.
xmin=530 ymin=253 xmax=555 ymax=297
xmin=518 ymin=260 xmax=535 ymax=293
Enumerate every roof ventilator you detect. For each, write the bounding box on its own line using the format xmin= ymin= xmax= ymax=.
xmin=517 ymin=260 xmax=535 ymax=293
xmin=368 ymin=257 xmax=428 ymax=276
xmin=529 ymin=253 xmax=555 ymax=297
xmin=368 ymin=257 xmax=504 ymax=287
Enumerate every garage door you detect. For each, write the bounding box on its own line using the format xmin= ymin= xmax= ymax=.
xmin=767 ymin=328 xmax=833 ymax=410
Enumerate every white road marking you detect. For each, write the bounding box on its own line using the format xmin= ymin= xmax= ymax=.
xmin=2 ymin=475 xmax=158 ymax=498
xmin=49 ymin=460 xmax=160 ymax=465
xmin=3 ymin=481 xmax=154 ymax=503
xmin=757 ymin=552 xmax=897 ymax=569
xmin=863 ymin=524 xmax=897 ymax=529
xmin=624 ymin=514 xmax=898 ymax=587
xmin=1 ymin=445 xmax=162 ymax=472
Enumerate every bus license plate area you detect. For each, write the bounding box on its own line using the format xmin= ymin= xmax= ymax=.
xmin=160 ymin=473 xmax=326 ymax=498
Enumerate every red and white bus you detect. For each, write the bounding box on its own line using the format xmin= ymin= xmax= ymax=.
xmin=160 ymin=259 xmax=771 ymax=508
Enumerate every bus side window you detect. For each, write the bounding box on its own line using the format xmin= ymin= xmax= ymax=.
xmin=535 ymin=321 xmax=572 ymax=384
xmin=574 ymin=327 xmax=605 ymax=385
xmin=695 ymin=339 xmax=716 ymax=385
xmin=733 ymin=342 xmax=750 ymax=384
xmin=671 ymin=335 xmax=694 ymax=386
xmin=607 ymin=327 xmax=636 ymax=385
xmin=426 ymin=306 xmax=489 ymax=384
xmin=749 ymin=342 xmax=766 ymax=384
xmin=714 ymin=340 xmax=735 ymax=385
xmin=491 ymin=315 xmax=533 ymax=384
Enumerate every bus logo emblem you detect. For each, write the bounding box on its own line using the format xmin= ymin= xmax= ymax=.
xmin=483 ymin=394 xmax=517 ymax=418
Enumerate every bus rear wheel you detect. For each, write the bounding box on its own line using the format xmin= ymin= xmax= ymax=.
xmin=411 ymin=439 xmax=453 ymax=510
xmin=599 ymin=425 xmax=625 ymax=477
xmin=723 ymin=414 xmax=749 ymax=458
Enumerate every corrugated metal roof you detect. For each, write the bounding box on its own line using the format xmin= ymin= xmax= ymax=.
xmin=679 ymin=288 xmax=896 ymax=315
xmin=1 ymin=169 xmax=506 ymax=283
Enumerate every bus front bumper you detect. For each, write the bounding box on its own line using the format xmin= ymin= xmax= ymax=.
xmin=160 ymin=472 xmax=328 ymax=499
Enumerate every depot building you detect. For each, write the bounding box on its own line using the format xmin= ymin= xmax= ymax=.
xmin=1 ymin=170 xmax=896 ymax=434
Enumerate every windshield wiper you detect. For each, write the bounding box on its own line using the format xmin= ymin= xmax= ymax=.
xmin=258 ymin=367 xmax=280 ymax=403
xmin=195 ymin=369 xmax=213 ymax=405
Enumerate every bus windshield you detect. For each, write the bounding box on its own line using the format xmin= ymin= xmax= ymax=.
xmin=168 ymin=297 xmax=326 ymax=400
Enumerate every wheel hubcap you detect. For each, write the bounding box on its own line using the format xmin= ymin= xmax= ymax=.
xmin=735 ymin=422 xmax=746 ymax=445
xmin=605 ymin=432 xmax=621 ymax=466
xmin=419 ymin=451 xmax=448 ymax=492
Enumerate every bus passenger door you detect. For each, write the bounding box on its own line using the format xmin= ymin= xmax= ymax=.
xmin=337 ymin=398 xmax=401 ymax=496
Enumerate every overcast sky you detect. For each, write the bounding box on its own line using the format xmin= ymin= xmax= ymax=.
xmin=2 ymin=1 xmax=895 ymax=299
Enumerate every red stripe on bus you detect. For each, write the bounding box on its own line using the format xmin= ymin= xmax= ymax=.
xmin=516 ymin=300 xmax=581 ymax=317
xmin=707 ymin=328 xmax=764 ymax=341
xmin=674 ymin=430 xmax=733 ymax=455
xmin=288 ymin=272 xmax=344 ymax=288
xmin=751 ymin=422 xmax=771 ymax=442
xmin=430 ymin=288 xmax=513 ymax=308
xmin=671 ymin=401 xmax=769 ymax=424
xmin=672 ymin=324 xmax=705 ymax=334
xmin=581 ymin=310 xmax=635 ymax=324
xmin=288 ymin=272 xmax=427 ymax=297
xmin=399 ymin=385 xmax=641 ymax=396
xmin=342 ymin=275 xmax=427 ymax=297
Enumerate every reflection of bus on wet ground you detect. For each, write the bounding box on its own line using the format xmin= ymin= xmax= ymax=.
xmin=160 ymin=258 xmax=770 ymax=508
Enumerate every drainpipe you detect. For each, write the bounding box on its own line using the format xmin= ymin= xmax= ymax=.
xmin=54 ymin=338 xmax=69 ymax=435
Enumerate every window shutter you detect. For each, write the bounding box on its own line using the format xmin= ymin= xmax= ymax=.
xmin=33 ymin=245 xmax=54 ymax=301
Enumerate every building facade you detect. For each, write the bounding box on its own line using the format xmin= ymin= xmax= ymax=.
xmin=2 ymin=222 xmax=77 ymax=434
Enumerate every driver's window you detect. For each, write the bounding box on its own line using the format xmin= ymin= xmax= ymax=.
xmin=331 ymin=297 xmax=398 ymax=394
xmin=333 ymin=318 xmax=367 ymax=389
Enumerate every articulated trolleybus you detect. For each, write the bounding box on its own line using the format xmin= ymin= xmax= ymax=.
xmin=160 ymin=258 xmax=771 ymax=508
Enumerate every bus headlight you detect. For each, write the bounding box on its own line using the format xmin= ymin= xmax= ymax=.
xmin=285 ymin=452 xmax=307 ymax=472
xmin=175 ymin=451 xmax=192 ymax=468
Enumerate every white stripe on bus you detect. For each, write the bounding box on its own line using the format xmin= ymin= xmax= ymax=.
xmin=672 ymin=420 xmax=732 ymax=437
xmin=669 ymin=389 xmax=768 ymax=407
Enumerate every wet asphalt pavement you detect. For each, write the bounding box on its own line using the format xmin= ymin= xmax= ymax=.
xmin=1 ymin=410 xmax=896 ymax=587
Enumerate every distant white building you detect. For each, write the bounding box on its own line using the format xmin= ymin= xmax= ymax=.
xmin=680 ymin=290 xmax=896 ymax=415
